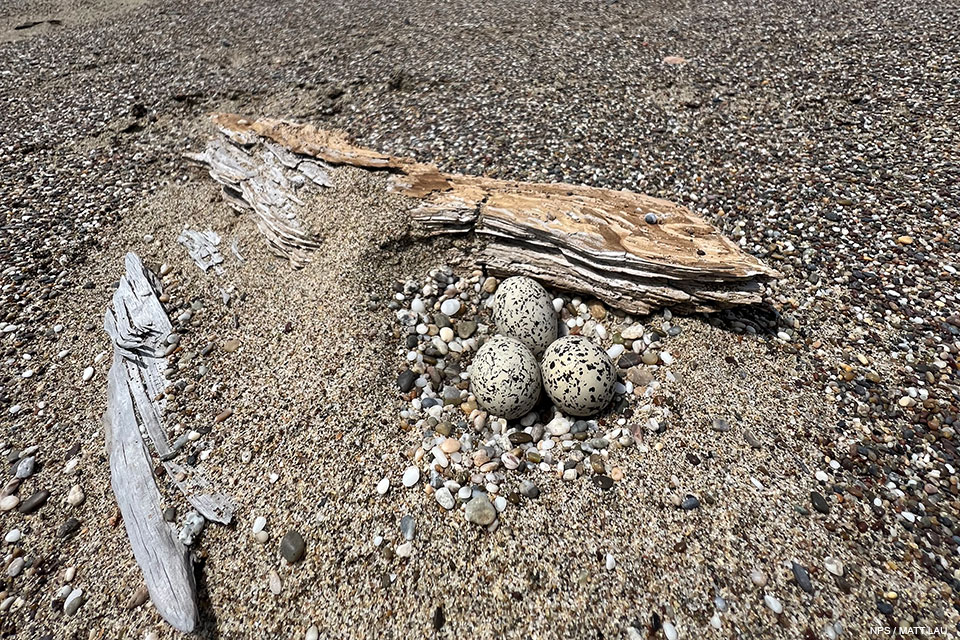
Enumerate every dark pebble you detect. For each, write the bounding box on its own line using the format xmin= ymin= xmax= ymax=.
xmin=878 ymin=601 xmax=893 ymax=615
xmin=791 ymin=562 xmax=814 ymax=594
xmin=18 ymin=489 xmax=50 ymax=514
xmin=397 ymin=369 xmax=417 ymax=393
xmin=57 ymin=517 xmax=81 ymax=539
xmin=681 ymin=495 xmax=701 ymax=510
xmin=592 ymin=475 xmax=614 ymax=490
xmin=508 ymin=432 xmax=533 ymax=445
xmin=280 ymin=530 xmax=306 ymax=563
xmin=810 ymin=491 xmax=831 ymax=514
xmin=432 ymin=605 xmax=445 ymax=630
xmin=163 ymin=507 xmax=177 ymax=522
xmin=617 ymin=352 xmax=642 ymax=369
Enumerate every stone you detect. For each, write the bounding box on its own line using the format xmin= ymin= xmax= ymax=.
xmin=397 ymin=369 xmax=417 ymax=392
xmin=4 ymin=529 xmax=21 ymax=544
xmin=400 ymin=515 xmax=416 ymax=540
xmin=792 ymin=562 xmax=814 ymax=594
xmin=268 ymin=570 xmax=282 ymax=594
xmin=401 ymin=466 xmax=420 ymax=488
xmin=67 ymin=485 xmax=85 ymax=506
xmin=621 ymin=323 xmax=644 ymax=340
xmin=82 ymin=366 xmax=94 ymax=382
xmin=440 ymin=299 xmax=461 ymax=316
xmin=376 ymin=477 xmax=390 ymax=495
xmin=764 ymin=594 xmax=783 ymax=614
xmin=64 ymin=588 xmax=84 ymax=615
xmin=396 ymin=541 xmax=413 ymax=558
xmin=0 ymin=496 xmax=18 ymax=512
xmin=464 ymin=494 xmax=497 ymax=525
xmin=824 ymin=557 xmax=844 ymax=576
xmin=280 ymin=531 xmax=306 ymax=563
xmin=810 ymin=491 xmax=831 ymax=514
xmin=681 ymin=495 xmax=700 ymax=510
xmin=435 ymin=487 xmax=455 ymax=510
xmin=6 ymin=557 xmax=23 ymax=577
xmin=519 ymin=480 xmax=540 ymax=499
xmin=57 ymin=517 xmax=81 ymax=539
xmin=17 ymin=490 xmax=49 ymax=514
xmin=253 ymin=516 xmax=267 ymax=534
xmin=592 ymin=475 xmax=614 ymax=490
xmin=14 ymin=457 xmax=34 ymax=479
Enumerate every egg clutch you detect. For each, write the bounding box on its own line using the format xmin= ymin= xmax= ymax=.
xmin=469 ymin=276 xmax=618 ymax=419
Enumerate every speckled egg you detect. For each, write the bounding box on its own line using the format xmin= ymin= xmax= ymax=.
xmin=541 ymin=335 xmax=616 ymax=416
xmin=469 ymin=336 xmax=542 ymax=419
xmin=492 ymin=276 xmax=557 ymax=357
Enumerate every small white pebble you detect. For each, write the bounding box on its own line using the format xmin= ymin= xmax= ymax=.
xmin=82 ymin=366 xmax=94 ymax=382
xmin=605 ymin=553 xmax=616 ymax=570
xmin=764 ymin=594 xmax=783 ymax=614
xmin=376 ymin=477 xmax=390 ymax=495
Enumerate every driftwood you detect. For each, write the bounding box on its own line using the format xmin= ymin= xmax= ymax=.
xmin=192 ymin=113 xmax=780 ymax=313
xmin=178 ymin=229 xmax=224 ymax=273
xmin=104 ymin=253 xmax=235 ymax=633
xmin=185 ymin=131 xmax=328 ymax=267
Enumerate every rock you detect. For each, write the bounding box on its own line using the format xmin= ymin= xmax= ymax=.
xmin=592 ymin=475 xmax=614 ymax=490
xmin=306 ymin=626 xmax=320 ymax=640
xmin=435 ymin=487 xmax=455 ymax=510
xmin=396 ymin=541 xmax=413 ymax=558
xmin=17 ymin=489 xmax=49 ymax=514
xmin=253 ymin=516 xmax=267 ymax=534
xmin=464 ymin=494 xmax=497 ymax=525
xmin=82 ymin=366 xmax=94 ymax=382
xmin=824 ymin=557 xmax=844 ymax=576
xmin=764 ymin=594 xmax=783 ymax=614
xmin=14 ymin=457 xmax=34 ymax=479
xmin=400 ymin=515 xmax=416 ymax=540
xmin=621 ymin=323 xmax=644 ymax=340
xmin=681 ymin=495 xmax=700 ymax=510
xmin=397 ymin=369 xmax=417 ymax=392
xmin=751 ymin=569 xmax=767 ymax=587
xmin=6 ymin=557 xmax=23 ymax=577
xmin=163 ymin=507 xmax=177 ymax=522
xmin=64 ymin=588 xmax=84 ymax=615
xmin=711 ymin=418 xmax=731 ymax=432
xmin=57 ymin=517 xmax=81 ymax=539
xmin=440 ymin=299 xmax=461 ymax=316
xmin=792 ymin=562 xmax=814 ymax=594
xmin=67 ymin=485 xmax=85 ymax=506
xmin=744 ymin=430 xmax=761 ymax=449
xmin=663 ymin=622 xmax=677 ymax=640
xmin=401 ymin=466 xmax=420 ymax=488
xmin=268 ymin=570 xmax=282 ymax=594
xmin=222 ymin=338 xmax=240 ymax=352
xmin=605 ymin=553 xmax=616 ymax=570
xmin=519 ymin=480 xmax=540 ymax=498
xmin=377 ymin=477 xmax=390 ymax=495
xmin=125 ymin=586 xmax=149 ymax=609
xmin=617 ymin=352 xmax=642 ymax=368
xmin=280 ymin=531 xmax=306 ymax=563
xmin=4 ymin=529 xmax=21 ymax=543
xmin=456 ymin=320 xmax=477 ymax=339
xmin=810 ymin=491 xmax=831 ymax=514
xmin=433 ymin=605 xmax=445 ymax=630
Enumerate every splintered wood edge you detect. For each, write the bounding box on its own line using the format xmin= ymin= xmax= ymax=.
xmin=207 ymin=113 xmax=781 ymax=285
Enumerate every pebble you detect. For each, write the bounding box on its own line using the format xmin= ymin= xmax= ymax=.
xmin=605 ymin=553 xmax=616 ymax=570
xmin=252 ymin=516 xmax=267 ymax=534
xmin=435 ymin=487 xmax=455 ymax=510
xmin=306 ymin=626 xmax=320 ymax=640
xmin=14 ymin=457 xmax=34 ymax=479
xmin=396 ymin=541 xmax=413 ymax=558
xmin=0 ymin=496 xmax=19 ymax=514
xmin=4 ymin=529 xmax=21 ymax=544
xmin=824 ymin=557 xmax=844 ymax=576
xmin=810 ymin=491 xmax=831 ymax=514
xmin=17 ymin=490 xmax=48 ymax=514
xmin=440 ymin=299 xmax=461 ymax=316
xmin=401 ymin=466 xmax=420 ymax=488
xmin=268 ymin=570 xmax=282 ymax=594
xmin=764 ymin=594 xmax=783 ymax=614
xmin=280 ymin=530 xmax=306 ymax=563
xmin=64 ymin=588 xmax=84 ymax=615
xmin=6 ymin=557 xmax=24 ymax=578
xmin=67 ymin=485 xmax=85 ymax=506
xmin=750 ymin=569 xmax=768 ymax=587
xmin=400 ymin=515 xmax=416 ymax=540
xmin=376 ymin=477 xmax=390 ymax=495
xmin=82 ymin=366 xmax=94 ymax=382
xmin=791 ymin=561 xmax=814 ymax=594
xmin=464 ymin=494 xmax=497 ymax=525
xmin=663 ymin=621 xmax=677 ymax=640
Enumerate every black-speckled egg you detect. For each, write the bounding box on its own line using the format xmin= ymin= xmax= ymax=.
xmin=541 ymin=335 xmax=616 ymax=416
xmin=492 ymin=276 xmax=557 ymax=357
xmin=469 ymin=335 xmax=542 ymax=419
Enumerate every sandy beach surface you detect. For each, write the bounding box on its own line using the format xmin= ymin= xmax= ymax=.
xmin=1 ymin=1 xmax=958 ymax=639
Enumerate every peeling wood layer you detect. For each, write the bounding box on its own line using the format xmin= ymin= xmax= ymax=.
xmin=195 ymin=113 xmax=780 ymax=313
xmin=178 ymin=229 xmax=224 ymax=273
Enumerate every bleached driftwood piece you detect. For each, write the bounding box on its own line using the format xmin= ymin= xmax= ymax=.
xmin=178 ymin=229 xmax=224 ymax=273
xmin=104 ymin=253 xmax=236 ymax=632
xmin=193 ymin=114 xmax=780 ymax=313
xmin=185 ymin=132 xmax=330 ymax=267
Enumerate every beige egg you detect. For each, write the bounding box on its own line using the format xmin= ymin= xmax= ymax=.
xmin=541 ymin=335 xmax=616 ymax=416
xmin=470 ymin=336 xmax=541 ymax=419
xmin=492 ymin=276 xmax=557 ymax=357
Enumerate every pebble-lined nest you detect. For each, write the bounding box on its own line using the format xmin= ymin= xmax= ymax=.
xmin=386 ymin=267 xmax=679 ymax=526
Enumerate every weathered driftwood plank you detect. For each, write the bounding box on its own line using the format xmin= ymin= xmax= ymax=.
xmin=104 ymin=253 xmax=237 ymax=632
xmin=103 ymin=253 xmax=197 ymax=633
xmin=194 ymin=114 xmax=780 ymax=313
